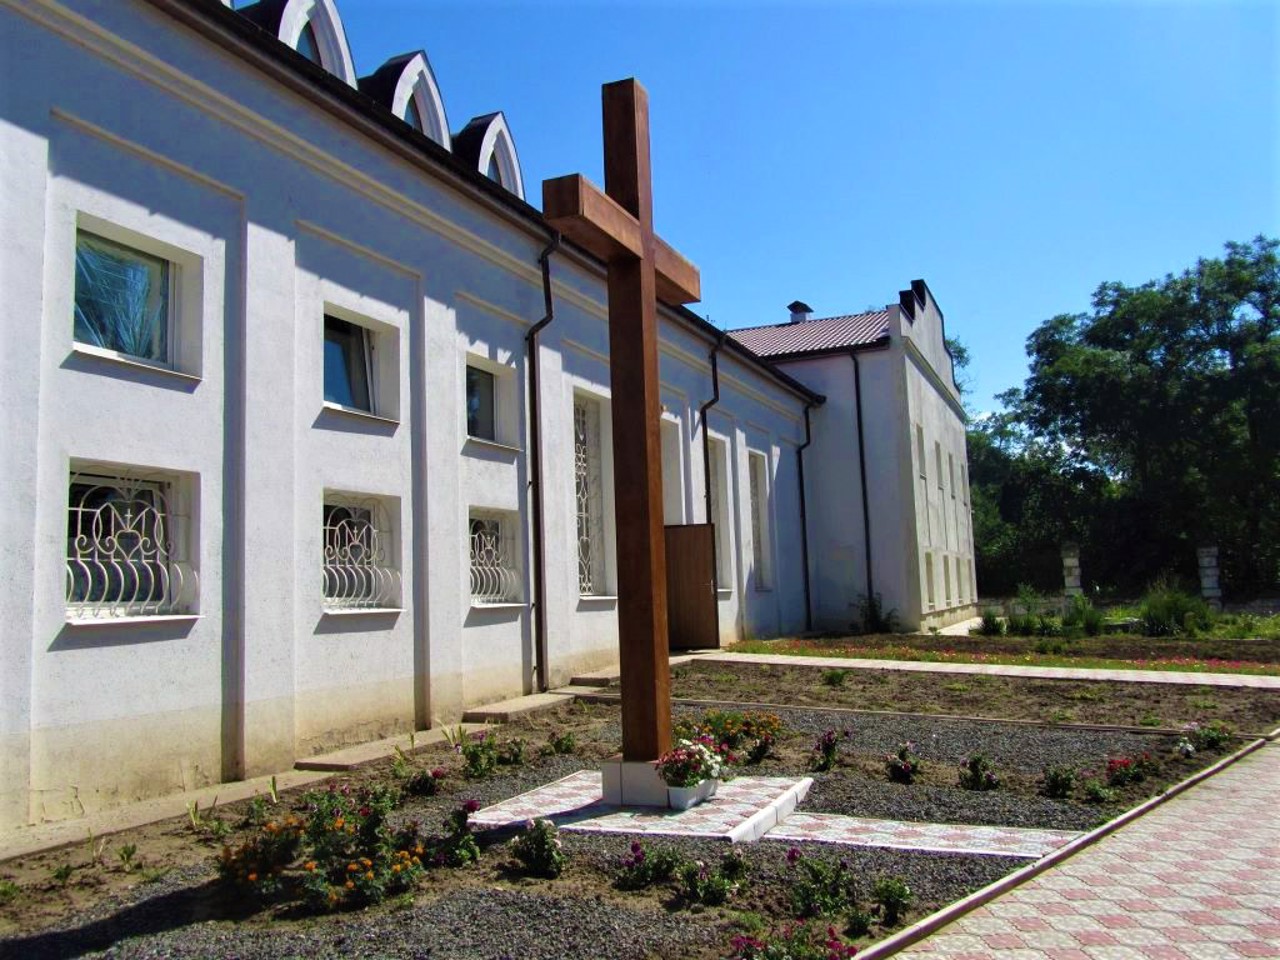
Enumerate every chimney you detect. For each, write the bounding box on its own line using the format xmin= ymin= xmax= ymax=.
xmin=787 ymin=300 xmax=813 ymax=324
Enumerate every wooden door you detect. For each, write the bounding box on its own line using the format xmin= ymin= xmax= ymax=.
xmin=665 ymin=523 xmax=719 ymax=650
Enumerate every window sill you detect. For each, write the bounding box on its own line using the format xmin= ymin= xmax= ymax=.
xmin=716 ymin=588 xmax=733 ymax=598
xmin=65 ymin=613 xmax=202 ymax=627
xmin=321 ymin=607 xmax=403 ymax=616
xmin=470 ymin=602 xmax=527 ymax=611
xmin=71 ymin=344 xmax=201 ymax=384
xmin=463 ymin=436 xmax=523 ymax=456
xmin=321 ymin=402 xmax=400 ymax=427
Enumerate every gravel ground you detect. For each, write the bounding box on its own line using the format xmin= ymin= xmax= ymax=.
xmin=0 ymin=706 xmax=1172 ymax=959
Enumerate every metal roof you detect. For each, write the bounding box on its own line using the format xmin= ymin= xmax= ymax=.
xmin=729 ymin=309 xmax=892 ymax=358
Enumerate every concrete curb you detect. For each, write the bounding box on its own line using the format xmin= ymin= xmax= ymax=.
xmin=727 ymin=777 xmax=812 ymax=844
xmin=854 ymin=734 xmax=1272 ymax=959
xmin=575 ymin=692 xmax=1261 ymax=739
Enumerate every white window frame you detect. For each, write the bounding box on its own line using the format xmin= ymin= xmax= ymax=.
xmin=73 ymin=229 xmax=175 ymax=369
xmin=748 ymin=450 xmax=773 ymax=592
xmin=321 ymin=493 xmax=401 ymax=612
xmin=462 ymin=354 xmax=517 ymax=450
xmin=65 ymin=465 xmax=199 ymax=622
xmin=469 ymin=510 xmax=523 ymax=605
xmin=708 ymin=435 xmax=733 ymax=591
xmin=320 ymin=305 xmax=400 ymax=424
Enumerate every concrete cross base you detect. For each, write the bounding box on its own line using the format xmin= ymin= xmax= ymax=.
xmin=601 ymin=757 xmax=669 ymax=807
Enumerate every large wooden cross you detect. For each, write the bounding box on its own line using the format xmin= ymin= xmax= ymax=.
xmin=543 ymin=79 xmax=701 ymax=762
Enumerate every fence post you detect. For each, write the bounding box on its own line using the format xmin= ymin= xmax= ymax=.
xmin=1197 ymin=545 xmax=1222 ymax=612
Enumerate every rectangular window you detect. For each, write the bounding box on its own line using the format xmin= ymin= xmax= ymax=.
xmin=322 ymin=497 xmax=400 ymax=610
xmin=958 ymin=561 xmax=967 ymax=605
xmin=961 ymin=464 xmax=969 ymax=504
xmin=924 ymin=551 xmax=935 ymax=609
xmin=323 ymin=316 xmax=373 ymax=412
xmin=708 ymin=437 xmax=731 ymax=588
xmin=944 ymin=555 xmax=952 ymax=605
xmin=574 ymin=396 xmax=607 ymax=595
xmin=74 ymin=231 xmax=172 ymax=365
xmin=66 ymin=470 xmax=197 ymax=619
xmin=935 ymin=441 xmax=944 ymax=490
xmin=916 ymin=424 xmax=926 ymax=481
xmin=948 ymin=453 xmax=956 ymax=499
xmin=469 ymin=511 xmax=521 ymax=604
xmin=466 ymin=366 xmax=496 ymax=441
xmin=749 ymin=451 xmax=772 ymax=591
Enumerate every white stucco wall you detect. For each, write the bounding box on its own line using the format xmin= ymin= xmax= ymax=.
xmin=0 ymin=0 xmax=816 ymax=830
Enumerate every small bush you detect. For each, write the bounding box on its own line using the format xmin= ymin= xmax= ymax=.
xmin=1104 ymin=752 xmax=1156 ymax=787
xmin=541 ymin=732 xmax=576 ymax=756
xmin=675 ymin=710 xmax=783 ymax=763
xmin=809 ymin=729 xmax=848 ymax=773
xmin=852 ymin=593 xmax=899 ymax=634
xmin=1006 ymin=613 xmax=1036 ymax=636
xmin=885 ymin=742 xmax=922 ymax=784
xmin=1184 ymin=719 xmax=1233 ymax=752
xmin=958 ymin=754 xmax=1000 ymax=791
xmin=405 ymin=767 xmax=447 ymax=798
xmin=678 ymin=857 xmax=740 ymax=906
xmin=1082 ymin=778 xmax=1115 ymax=804
xmin=615 ymin=840 xmax=683 ymax=890
xmin=497 ymin=738 xmax=526 ymax=766
xmin=0 ymin=880 xmax=19 ymax=905
xmin=510 ymin=818 xmax=566 ymax=879
xmin=1140 ymin=581 xmax=1212 ymax=637
xmin=821 ymin=668 xmax=850 ymax=688
xmin=871 ymin=875 xmax=913 ymax=926
xmin=786 ymin=847 xmax=857 ymax=918
xmin=730 ymin=923 xmax=857 ymax=960
xmin=460 ymin=731 xmax=498 ymax=778
xmin=976 ymin=609 xmax=1005 ymax=636
xmin=845 ymin=907 xmax=873 ymax=937
xmin=1041 ymin=765 xmax=1076 ymax=799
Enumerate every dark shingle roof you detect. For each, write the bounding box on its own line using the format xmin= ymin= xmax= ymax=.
xmin=729 ymin=309 xmax=891 ymax=358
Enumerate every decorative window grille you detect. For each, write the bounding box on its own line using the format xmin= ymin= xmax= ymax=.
xmin=574 ymin=396 xmax=607 ymax=595
xmin=322 ymin=499 xmax=400 ymax=610
xmin=66 ymin=472 xmax=197 ymax=619
xmin=469 ymin=513 xmax=521 ymax=604
xmin=749 ymin=452 xmax=771 ymax=590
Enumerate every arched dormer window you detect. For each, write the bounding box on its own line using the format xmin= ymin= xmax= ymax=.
xmin=453 ymin=113 xmax=524 ymax=199
xmin=360 ymin=52 xmax=452 ymax=149
xmin=238 ymin=0 xmax=357 ymax=87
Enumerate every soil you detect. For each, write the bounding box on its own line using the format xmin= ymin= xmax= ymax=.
xmin=0 ymin=679 xmax=1264 ymax=959
xmin=664 ymin=660 xmax=1280 ymax=732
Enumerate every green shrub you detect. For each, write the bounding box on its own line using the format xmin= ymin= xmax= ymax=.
xmin=1140 ymin=581 xmax=1212 ymax=637
xmin=1006 ymin=613 xmax=1036 ymax=636
xmin=1184 ymin=719 xmax=1233 ymax=751
xmin=678 ymin=855 xmax=741 ymax=906
xmin=1082 ymin=778 xmax=1115 ymax=804
xmin=958 ymin=754 xmax=1000 ymax=791
xmin=976 ymin=609 xmax=1005 ymax=636
xmin=460 ymin=731 xmax=498 ymax=778
xmin=1041 ymin=765 xmax=1076 ymax=799
xmin=821 ymin=668 xmax=850 ymax=687
xmin=1061 ymin=596 xmax=1105 ymax=636
xmin=0 ymin=880 xmax=20 ymax=905
xmin=497 ymin=738 xmax=526 ymax=766
xmin=510 ymin=818 xmax=566 ymax=879
xmin=786 ymin=848 xmax=857 ymax=918
xmin=405 ymin=767 xmax=446 ymax=798
xmin=675 ymin=710 xmax=783 ymax=764
xmin=615 ymin=840 xmax=683 ymax=890
xmin=871 ymin=875 xmax=913 ymax=926
xmin=852 ymin=593 xmax=899 ymax=634
xmin=885 ymin=742 xmax=921 ymax=784
xmin=730 ymin=923 xmax=857 ymax=960
xmin=541 ymin=732 xmax=576 ymax=756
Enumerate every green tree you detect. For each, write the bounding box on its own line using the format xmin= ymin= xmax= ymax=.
xmin=994 ymin=237 xmax=1279 ymax=596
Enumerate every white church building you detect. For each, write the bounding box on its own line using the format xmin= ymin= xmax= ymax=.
xmin=0 ymin=0 xmax=976 ymax=832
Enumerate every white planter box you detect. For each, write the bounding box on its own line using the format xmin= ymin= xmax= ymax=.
xmin=667 ymin=778 xmax=718 ymax=810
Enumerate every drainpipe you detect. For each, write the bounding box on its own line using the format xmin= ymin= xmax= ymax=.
xmin=850 ymin=352 xmax=874 ymax=601
xmin=526 ymin=232 xmax=560 ymax=692
xmin=698 ymin=333 xmax=727 ymax=554
xmin=796 ymin=401 xmax=816 ymax=632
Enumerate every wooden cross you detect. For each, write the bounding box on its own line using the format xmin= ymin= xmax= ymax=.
xmin=543 ymin=78 xmax=701 ymax=762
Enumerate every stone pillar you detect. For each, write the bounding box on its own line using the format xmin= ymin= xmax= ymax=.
xmin=1061 ymin=542 xmax=1082 ymax=598
xmin=1197 ymin=545 xmax=1222 ymax=611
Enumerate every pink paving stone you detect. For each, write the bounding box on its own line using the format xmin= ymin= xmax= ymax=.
xmin=1237 ymin=943 xmax=1280 ymax=958
xmin=983 ymin=934 xmax=1028 ymax=949
xmin=1041 ymin=951 xmax=1090 ymax=960
xmin=1097 ymin=915 xmax=1142 ymax=930
xmin=1073 ymin=930 xmax=1121 ymax=946
xmin=1136 ymin=948 xmax=1191 ymax=960
xmin=1011 ymin=918 xmax=1053 ymax=932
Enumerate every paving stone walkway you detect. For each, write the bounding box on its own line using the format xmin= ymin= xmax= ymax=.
xmin=705 ymin=652 xmax=1280 ymax=689
xmin=469 ymin=771 xmax=1080 ymax=855
xmin=897 ymin=742 xmax=1280 ymax=959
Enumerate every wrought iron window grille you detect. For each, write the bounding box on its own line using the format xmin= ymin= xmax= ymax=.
xmin=65 ymin=472 xmax=198 ymax=619
xmin=469 ymin=513 xmax=521 ymax=604
xmin=574 ymin=397 xmax=607 ymax=595
xmin=322 ymin=499 xmax=400 ymax=610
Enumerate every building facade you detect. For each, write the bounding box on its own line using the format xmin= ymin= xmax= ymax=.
xmin=0 ymin=0 xmax=974 ymax=832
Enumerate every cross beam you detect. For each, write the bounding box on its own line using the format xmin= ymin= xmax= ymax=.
xmin=543 ymin=78 xmax=701 ymax=762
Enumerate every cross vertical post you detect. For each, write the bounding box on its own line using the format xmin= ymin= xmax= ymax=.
xmin=543 ymin=78 xmax=701 ymax=766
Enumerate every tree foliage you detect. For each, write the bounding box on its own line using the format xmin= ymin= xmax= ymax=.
xmin=972 ymin=237 xmax=1279 ymax=597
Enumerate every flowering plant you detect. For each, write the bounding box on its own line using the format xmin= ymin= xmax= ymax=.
xmin=510 ymin=818 xmax=566 ymax=878
xmin=655 ymin=737 xmax=725 ymax=787
xmin=885 ymin=742 xmax=921 ymax=784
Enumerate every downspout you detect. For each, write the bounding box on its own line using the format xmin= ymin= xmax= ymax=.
xmin=526 ymin=232 xmax=561 ymax=692
xmin=850 ymin=352 xmax=874 ymax=601
xmin=698 ymin=333 xmax=727 ymax=539
xmin=796 ymin=401 xmax=816 ymax=632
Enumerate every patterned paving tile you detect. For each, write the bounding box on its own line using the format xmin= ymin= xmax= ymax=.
xmin=764 ymin=812 xmax=1080 ymax=858
xmin=897 ymin=743 xmax=1280 ymax=959
xmin=468 ymin=771 xmax=806 ymax=840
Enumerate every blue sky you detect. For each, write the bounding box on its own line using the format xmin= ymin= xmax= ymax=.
xmin=332 ymin=1 xmax=1278 ymax=415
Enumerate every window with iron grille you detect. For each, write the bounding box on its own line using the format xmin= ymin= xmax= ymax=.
xmin=469 ymin=512 xmax=521 ymax=604
xmin=574 ymin=395 xmax=608 ymax=595
xmin=322 ymin=497 xmax=400 ymax=610
xmin=66 ymin=470 xmax=197 ymax=619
